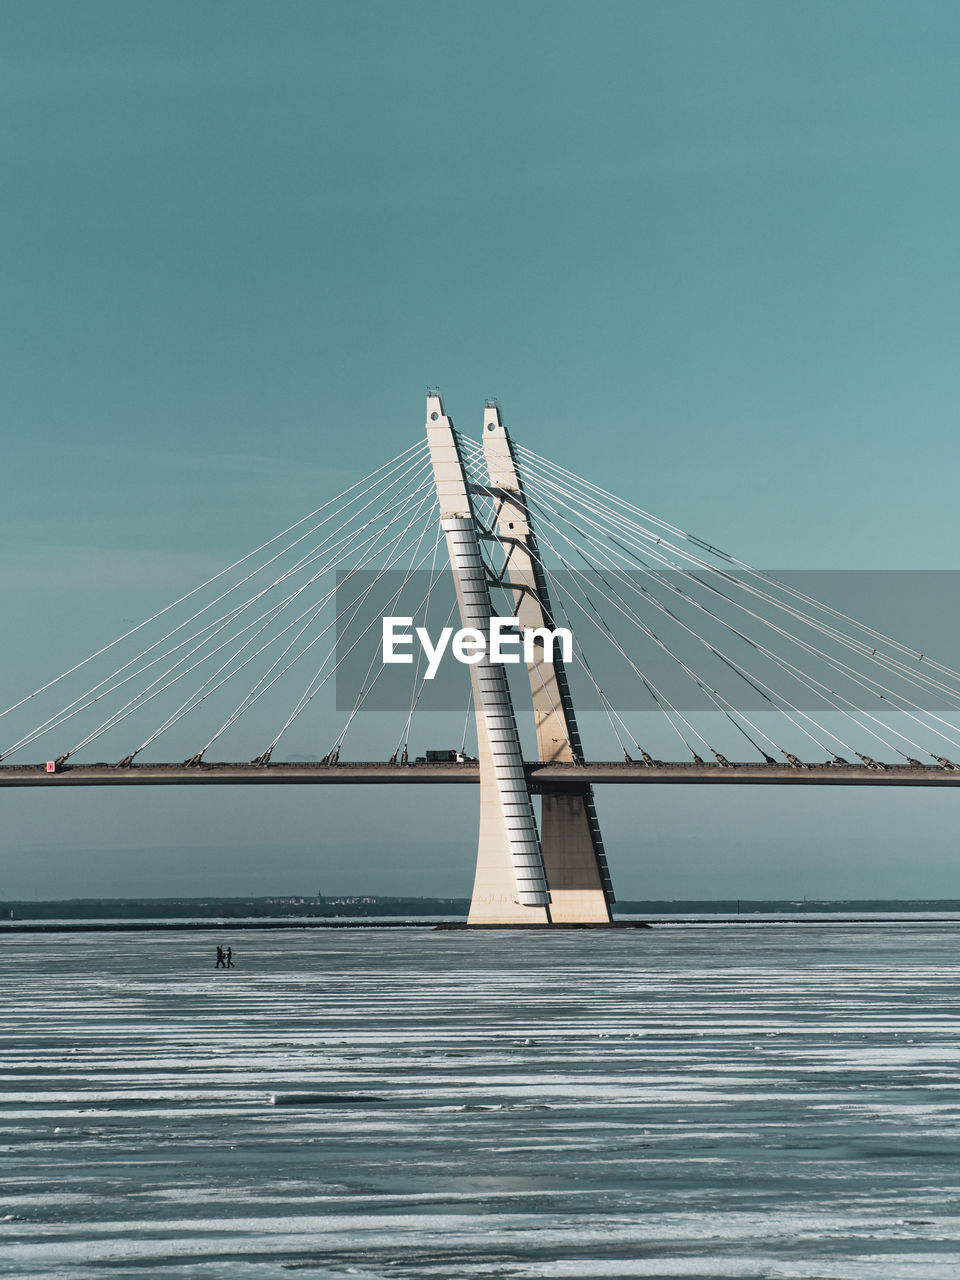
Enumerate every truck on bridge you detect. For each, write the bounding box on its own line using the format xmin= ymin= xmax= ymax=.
xmin=415 ymin=749 xmax=476 ymax=764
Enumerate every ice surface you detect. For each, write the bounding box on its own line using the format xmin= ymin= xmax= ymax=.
xmin=2 ymin=924 xmax=960 ymax=1277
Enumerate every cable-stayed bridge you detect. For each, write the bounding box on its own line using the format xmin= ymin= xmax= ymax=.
xmin=4 ymin=393 xmax=960 ymax=923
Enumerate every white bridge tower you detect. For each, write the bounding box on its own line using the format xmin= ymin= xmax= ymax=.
xmin=425 ymin=393 xmax=614 ymax=925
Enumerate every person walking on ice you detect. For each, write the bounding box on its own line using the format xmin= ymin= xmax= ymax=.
xmin=216 ymin=945 xmax=225 ymax=969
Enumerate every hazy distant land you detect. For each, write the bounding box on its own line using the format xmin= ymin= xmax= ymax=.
xmin=4 ymin=896 xmax=960 ymax=923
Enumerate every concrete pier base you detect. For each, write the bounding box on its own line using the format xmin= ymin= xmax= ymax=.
xmin=539 ymin=791 xmax=611 ymax=923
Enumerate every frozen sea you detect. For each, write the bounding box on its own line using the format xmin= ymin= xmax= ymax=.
xmin=2 ymin=923 xmax=960 ymax=1279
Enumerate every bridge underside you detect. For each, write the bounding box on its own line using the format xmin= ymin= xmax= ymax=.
xmin=4 ymin=760 xmax=960 ymax=787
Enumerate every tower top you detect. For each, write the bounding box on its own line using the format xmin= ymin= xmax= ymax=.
xmin=426 ymin=389 xmax=446 ymax=421
xmin=425 ymin=393 xmax=472 ymax=520
xmin=482 ymin=400 xmax=522 ymax=493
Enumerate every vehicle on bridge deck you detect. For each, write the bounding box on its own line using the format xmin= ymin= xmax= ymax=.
xmin=414 ymin=749 xmax=477 ymax=764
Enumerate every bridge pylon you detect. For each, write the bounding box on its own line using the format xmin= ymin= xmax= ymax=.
xmin=425 ymin=392 xmax=551 ymax=924
xmin=481 ymin=403 xmax=613 ymax=923
xmin=425 ymin=393 xmax=615 ymax=925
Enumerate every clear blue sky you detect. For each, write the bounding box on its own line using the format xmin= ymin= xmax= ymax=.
xmin=3 ymin=0 xmax=960 ymax=899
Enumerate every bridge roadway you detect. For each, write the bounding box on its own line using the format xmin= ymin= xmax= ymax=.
xmin=2 ymin=760 xmax=960 ymax=788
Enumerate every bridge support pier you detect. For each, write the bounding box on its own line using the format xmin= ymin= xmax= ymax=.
xmin=425 ymin=393 xmax=551 ymax=925
xmin=424 ymin=393 xmax=616 ymax=925
xmin=481 ymin=404 xmax=613 ymax=924
xmin=538 ymin=789 xmax=612 ymax=923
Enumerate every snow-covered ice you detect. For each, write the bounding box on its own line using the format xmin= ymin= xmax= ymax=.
xmin=2 ymin=923 xmax=960 ymax=1277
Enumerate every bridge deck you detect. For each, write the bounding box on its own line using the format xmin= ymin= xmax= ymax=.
xmin=2 ymin=761 xmax=960 ymax=787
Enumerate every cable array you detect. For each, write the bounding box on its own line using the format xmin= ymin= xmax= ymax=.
xmin=462 ymin=437 xmax=960 ymax=768
xmin=4 ymin=426 xmax=959 ymax=771
xmin=0 ymin=442 xmax=457 ymax=766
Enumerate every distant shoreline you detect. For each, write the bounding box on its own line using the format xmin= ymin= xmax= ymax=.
xmin=4 ymin=898 xmax=960 ymax=933
xmin=4 ymin=915 xmax=960 ymax=934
